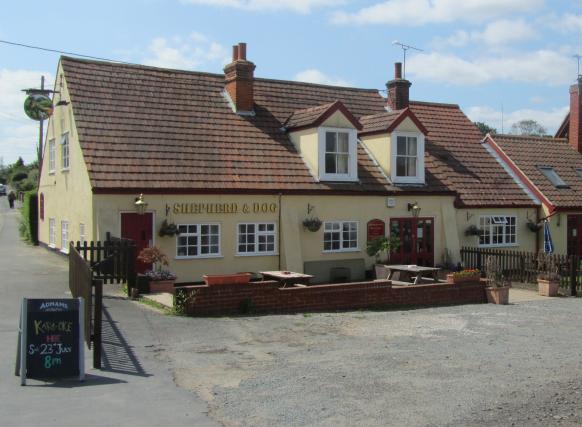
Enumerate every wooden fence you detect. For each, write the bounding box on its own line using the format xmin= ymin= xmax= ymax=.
xmin=460 ymin=247 xmax=581 ymax=296
xmin=75 ymin=237 xmax=136 ymax=296
xmin=69 ymin=243 xmax=103 ymax=368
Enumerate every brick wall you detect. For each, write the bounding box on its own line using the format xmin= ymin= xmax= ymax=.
xmin=178 ymin=279 xmax=486 ymax=316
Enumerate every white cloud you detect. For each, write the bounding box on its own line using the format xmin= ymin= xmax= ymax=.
xmin=0 ymin=69 xmax=53 ymax=164
xmin=143 ymin=33 xmax=229 ymax=70
xmin=182 ymin=0 xmax=345 ymax=14
xmin=331 ymin=0 xmax=544 ymax=26
xmin=433 ymin=19 xmax=535 ymax=49
xmin=549 ymin=13 xmax=582 ymax=34
xmin=466 ymin=105 xmax=569 ymax=135
xmin=407 ymin=50 xmax=575 ymax=86
xmin=294 ymin=69 xmax=351 ymax=86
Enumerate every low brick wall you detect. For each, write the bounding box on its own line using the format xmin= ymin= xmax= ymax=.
xmin=177 ymin=279 xmax=486 ymax=316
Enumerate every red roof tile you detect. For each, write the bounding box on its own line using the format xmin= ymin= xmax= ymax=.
xmin=60 ymin=56 xmax=534 ymax=206
xmin=490 ymin=134 xmax=582 ymax=209
xmin=284 ymin=100 xmax=362 ymax=131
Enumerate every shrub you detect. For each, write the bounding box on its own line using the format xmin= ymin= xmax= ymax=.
xmin=19 ymin=191 xmax=38 ymax=244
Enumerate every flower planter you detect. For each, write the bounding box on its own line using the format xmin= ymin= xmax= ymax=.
xmin=374 ymin=264 xmax=389 ymax=280
xmin=537 ymin=279 xmax=559 ymax=297
xmin=203 ymin=273 xmax=252 ymax=286
xmin=149 ymin=280 xmax=176 ymax=294
xmin=447 ymin=274 xmax=480 ymax=284
xmin=485 ymin=286 xmax=509 ymax=305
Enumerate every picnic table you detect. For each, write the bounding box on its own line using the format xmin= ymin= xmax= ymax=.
xmin=260 ymin=271 xmax=313 ymax=287
xmin=385 ymin=265 xmax=441 ymax=285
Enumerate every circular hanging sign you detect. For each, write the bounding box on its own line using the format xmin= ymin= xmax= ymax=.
xmin=23 ymin=94 xmax=53 ymax=121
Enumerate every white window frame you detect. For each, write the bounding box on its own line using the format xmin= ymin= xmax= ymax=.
xmin=48 ymin=138 xmax=56 ymax=173
xmin=60 ymin=132 xmax=70 ymax=171
xmin=175 ymin=223 xmax=221 ymax=259
xmin=478 ymin=215 xmax=517 ymax=248
xmin=79 ymin=223 xmax=86 ymax=244
xmin=323 ymin=220 xmax=359 ymax=253
xmin=391 ymin=130 xmax=425 ymax=184
xmin=61 ymin=220 xmax=69 ymax=254
xmin=236 ymin=222 xmax=278 ymax=256
xmin=48 ymin=218 xmax=56 ymax=248
xmin=318 ymin=127 xmax=358 ymax=182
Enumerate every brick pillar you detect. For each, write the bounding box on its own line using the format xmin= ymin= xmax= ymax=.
xmin=386 ymin=62 xmax=412 ymax=111
xmin=224 ymin=42 xmax=256 ymax=113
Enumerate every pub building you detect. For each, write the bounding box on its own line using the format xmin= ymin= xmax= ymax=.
xmin=38 ymin=42 xmax=543 ymax=284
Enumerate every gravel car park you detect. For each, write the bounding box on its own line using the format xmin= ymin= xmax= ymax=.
xmin=148 ymin=292 xmax=582 ymax=426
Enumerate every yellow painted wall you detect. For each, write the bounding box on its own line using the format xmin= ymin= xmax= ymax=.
xmin=38 ymin=63 xmax=93 ymax=251
xmin=288 ymin=110 xmax=357 ymax=179
xmin=360 ymin=117 xmax=422 ymax=179
xmin=455 ymin=207 xmax=538 ymax=256
xmin=92 ymin=193 xmax=461 ymax=282
xmin=539 ymin=205 xmax=582 ymax=256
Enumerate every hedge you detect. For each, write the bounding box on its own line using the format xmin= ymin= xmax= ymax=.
xmin=19 ymin=191 xmax=38 ymax=245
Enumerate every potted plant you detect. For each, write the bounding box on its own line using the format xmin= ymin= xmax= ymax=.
xmin=366 ymin=235 xmax=401 ymax=279
xmin=536 ymin=252 xmax=560 ymax=297
xmin=447 ymin=268 xmax=480 ymax=284
xmin=158 ymin=219 xmax=181 ymax=237
xmin=302 ymin=217 xmax=322 ymax=232
xmin=484 ymin=256 xmax=510 ymax=304
xmin=137 ymin=246 xmax=177 ymax=293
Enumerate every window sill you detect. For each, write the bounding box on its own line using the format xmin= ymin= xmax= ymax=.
xmin=60 ymin=248 xmax=69 ymax=254
xmin=175 ymin=255 xmax=223 ymax=260
xmin=236 ymin=252 xmax=278 ymax=257
xmin=48 ymin=170 xmax=55 ymax=175
xmin=48 ymin=244 xmax=56 ymax=249
xmin=322 ymin=248 xmax=360 ymax=254
xmin=61 ymin=168 xmax=70 ymax=173
xmin=318 ymin=175 xmax=358 ymax=183
xmin=478 ymin=243 xmax=519 ymax=248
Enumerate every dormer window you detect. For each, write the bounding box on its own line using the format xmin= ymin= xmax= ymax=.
xmin=318 ymin=127 xmax=358 ymax=181
xmin=391 ymin=131 xmax=425 ymax=184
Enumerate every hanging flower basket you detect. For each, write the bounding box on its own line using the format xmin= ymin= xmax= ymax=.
xmin=159 ymin=219 xmax=181 ymax=237
xmin=464 ymin=225 xmax=483 ymax=236
xmin=302 ymin=217 xmax=322 ymax=232
xmin=526 ymin=220 xmax=542 ymax=232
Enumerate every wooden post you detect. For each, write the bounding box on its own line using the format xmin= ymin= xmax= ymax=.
xmin=93 ymin=279 xmax=103 ymax=369
xmin=570 ymin=255 xmax=578 ymax=297
xmin=127 ymin=244 xmax=136 ymax=297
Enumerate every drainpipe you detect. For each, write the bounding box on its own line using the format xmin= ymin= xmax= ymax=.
xmin=278 ymin=193 xmax=282 ymax=271
xmin=535 ymin=209 xmax=540 ymax=253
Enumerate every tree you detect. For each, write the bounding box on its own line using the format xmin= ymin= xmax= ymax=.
xmin=474 ymin=121 xmax=497 ymax=135
xmin=510 ymin=119 xmax=547 ymax=136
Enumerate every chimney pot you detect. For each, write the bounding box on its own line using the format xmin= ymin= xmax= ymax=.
xmin=232 ymin=45 xmax=239 ymax=61
xmin=395 ymin=62 xmax=402 ymax=79
xmin=238 ymin=42 xmax=247 ymax=61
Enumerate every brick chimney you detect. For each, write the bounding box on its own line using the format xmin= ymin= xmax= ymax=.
xmin=224 ymin=42 xmax=256 ymax=113
xmin=569 ymin=77 xmax=582 ymax=153
xmin=386 ymin=62 xmax=411 ymax=111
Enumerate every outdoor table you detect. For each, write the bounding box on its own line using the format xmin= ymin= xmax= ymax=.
xmin=385 ymin=265 xmax=440 ymax=285
xmin=260 ymin=271 xmax=314 ymax=287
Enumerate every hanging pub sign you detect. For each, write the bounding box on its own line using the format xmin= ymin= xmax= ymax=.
xmin=16 ymin=298 xmax=84 ymax=385
xmin=367 ymin=219 xmax=385 ymax=242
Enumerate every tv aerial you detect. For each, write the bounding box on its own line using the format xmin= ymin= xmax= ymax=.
xmin=574 ymin=54 xmax=582 ymax=80
xmin=392 ymin=40 xmax=423 ymax=79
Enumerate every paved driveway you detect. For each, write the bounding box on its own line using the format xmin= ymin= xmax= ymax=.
xmin=0 ymin=199 xmax=217 ymax=427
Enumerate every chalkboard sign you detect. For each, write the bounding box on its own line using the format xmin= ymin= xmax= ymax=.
xmin=18 ymin=298 xmax=84 ymax=385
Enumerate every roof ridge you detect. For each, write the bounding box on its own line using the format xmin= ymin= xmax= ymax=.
xmin=494 ymin=134 xmax=568 ymax=142
xmin=410 ymin=100 xmax=460 ymax=109
xmin=60 ymin=55 xmax=380 ymax=93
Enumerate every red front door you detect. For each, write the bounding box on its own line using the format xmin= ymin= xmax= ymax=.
xmin=121 ymin=212 xmax=153 ymax=273
xmin=389 ymin=217 xmax=434 ymax=266
xmin=567 ymin=215 xmax=582 ymax=257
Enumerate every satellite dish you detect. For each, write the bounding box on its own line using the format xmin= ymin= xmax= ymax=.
xmin=23 ymin=94 xmax=53 ymax=121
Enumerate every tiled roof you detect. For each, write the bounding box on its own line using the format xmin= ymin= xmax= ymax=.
xmin=408 ymin=102 xmax=536 ymax=208
xmin=359 ymin=108 xmax=428 ymax=136
xmin=491 ymin=135 xmax=582 ymax=208
xmin=60 ymin=56 xmax=534 ymax=206
xmin=284 ymin=100 xmax=362 ymax=131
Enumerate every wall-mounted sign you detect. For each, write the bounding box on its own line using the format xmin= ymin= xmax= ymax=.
xmin=367 ymin=219 xmax=385 ymax=242
xmin=386 ymin=198 xmax=396 ymax=208
xmin=17 ymin=298 xmax=84 ymax=385
xmin=23 ymin=94 xmax=53 ymax=121
xmin=171 ymin=202 xmax=278 ymax=215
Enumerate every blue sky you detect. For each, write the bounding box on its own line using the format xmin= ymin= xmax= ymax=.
xmin=1 ymin=0 xmax=581 ymax=164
